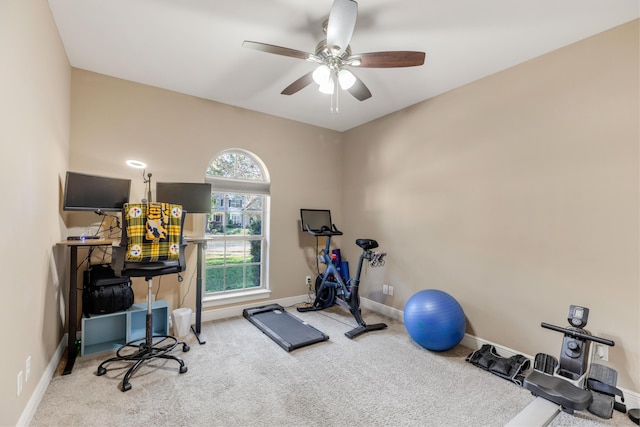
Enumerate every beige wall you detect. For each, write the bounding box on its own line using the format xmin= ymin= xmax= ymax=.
xmin=4 ymin=3 xmax=638 ymax=423
xmin=0 ymin=0 xmax=71 ymax=425
xmin=342 ymin=20 xmax=639 ymax=391
xmin=69 ymin=69 xmax=343 ymax=311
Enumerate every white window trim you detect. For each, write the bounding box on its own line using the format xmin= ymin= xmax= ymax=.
xmin=202 ymin=288 xmax=272 ymax=307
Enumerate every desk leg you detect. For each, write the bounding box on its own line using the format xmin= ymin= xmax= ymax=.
xmin=191 ymin=241 xmax=206 ymax=344
xmin=63 ymin=246 xmax=78 ymax=375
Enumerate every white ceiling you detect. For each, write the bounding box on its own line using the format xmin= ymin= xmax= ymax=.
xmin=48 ymin=0 xmax=638 ymax=132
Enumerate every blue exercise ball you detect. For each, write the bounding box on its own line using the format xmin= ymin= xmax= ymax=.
xmin=404 ymin=289 xmax=466 ymax=351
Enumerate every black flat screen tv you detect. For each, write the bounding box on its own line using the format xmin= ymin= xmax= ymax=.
xmin=156 ymin=182 xmax=212 ymax=214
xmin=63 ymin=171 xmax=131 ymax=212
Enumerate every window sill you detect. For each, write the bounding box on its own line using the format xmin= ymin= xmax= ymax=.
xmin=202 ymin=288 xmax=271 ymax=308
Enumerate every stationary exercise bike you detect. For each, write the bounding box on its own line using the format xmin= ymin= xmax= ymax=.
xmin=298 ymin=209 xmax=387 ymax=339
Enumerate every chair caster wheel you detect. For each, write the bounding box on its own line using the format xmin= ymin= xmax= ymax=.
xmin=122 ymin=383 xmax=132 ymax=392
xmin=97 ymin=367 xmax=106 ymax=376
xmin=182 ymin=343 xmax=190 ymax=352
xmin=180 ymin=366 xmax=188 ymax=374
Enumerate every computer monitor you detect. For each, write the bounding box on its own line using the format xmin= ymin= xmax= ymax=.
xmin=63 ymin=171 xmax=131 ymax=212
xmin=155 ymin=182 xmax=212 ymax=214
xmin=300 ymin=209 xmax=332 ymax=233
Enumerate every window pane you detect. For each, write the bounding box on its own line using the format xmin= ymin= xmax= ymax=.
xmin=205 ymin=267 xmax=224 ymax=292
xmin=206 ymin=152 xmax=264 ymax=181
xmin=226 ymin=213 xmax=243 ymax=235
xmin=228 ymin=196 xmax=243 ymax=209
xmin=247 ymin=264 xmax=260 ymax=288
xmin=212 ymin=194 xmax=225 ymax=210
xmin=225 ymin=241 xmax=246 ymax=264
xmin=245 ymin=212 xmax=262 ymax=236
xmin=225 ymin=266 xmax=245 ymax=290
xmin=207 ymin=213 xmax=224 ymax=235
xmin=245 ymin=195 xmax=262 ymax=211
xmin=249 ymin=239 xmax=262 ymax=263
xmin=206 ymin=241 xmax=224 ymax=266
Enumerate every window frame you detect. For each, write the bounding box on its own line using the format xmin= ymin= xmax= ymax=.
xmin=202 ymin=149 xmax=271 ymax=307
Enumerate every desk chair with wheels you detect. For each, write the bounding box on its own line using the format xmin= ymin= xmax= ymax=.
xmin=97 ymin=202 xmax=190 ymax=392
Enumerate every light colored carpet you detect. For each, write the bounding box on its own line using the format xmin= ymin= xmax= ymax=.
xmin=31 ymin=305 xmax=628 ymax=426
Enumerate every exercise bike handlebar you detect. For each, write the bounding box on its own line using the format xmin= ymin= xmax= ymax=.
xmin=540 ymin=322 xmax=615 ymax=347
xmin=304 ymin=223 xmax=343 ymax=237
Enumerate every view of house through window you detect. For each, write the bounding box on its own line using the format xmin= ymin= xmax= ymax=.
xmin=204 ymin=150 xmax=270 ymax=295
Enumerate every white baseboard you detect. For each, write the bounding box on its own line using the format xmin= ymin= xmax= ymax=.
xmin=360 ymin=297 xmax=404 ymax=322
xmin=17 ymin=334 xmax=67 ymax=426
xmin=460 ymin=333 xmax=532 ymax=358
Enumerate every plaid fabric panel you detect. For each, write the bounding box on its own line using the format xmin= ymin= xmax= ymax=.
xmin=125 ymin=202 xmax=183 ymax=262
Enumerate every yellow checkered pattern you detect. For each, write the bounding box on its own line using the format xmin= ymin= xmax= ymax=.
xmin=124 ymin=202 xmax=183 ymax=262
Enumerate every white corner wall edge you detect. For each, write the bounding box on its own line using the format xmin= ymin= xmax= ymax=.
xmin=21 ymin=298 xmax=639 ymax=423
xmin=18 ymin=333 xmax=67 ymax=427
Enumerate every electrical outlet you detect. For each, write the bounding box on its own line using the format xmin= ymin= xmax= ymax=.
xmin=595 ymin=343 xmax=609 ymax=361
xmin=17 ymin=371 xmax=23 ymax=396
xmin=305 ymin=275 xmax=312 ymax=286
xmin=388 ymin=285 xmax=394 ymax=296
xmin=383 ymin=284 xmax=389 ymax=295
xmin=26 ymin=356 xmax=31 ymax=382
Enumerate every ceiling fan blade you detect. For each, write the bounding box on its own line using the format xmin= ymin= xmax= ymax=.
xmin=281 ymin=71 xmax=315 ymax=95
xmin=345 ymin=74 xmax=372 ymax=101
xmin=242 ymin=41 xmax=321 ymax=63
xmin=326 ymin=0 xmax=358 ymax=56
xmin=349 ymin=51 xmax=426 ymax=68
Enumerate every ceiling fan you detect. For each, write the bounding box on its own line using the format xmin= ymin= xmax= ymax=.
xmin=242 ymin=0 xmax=425 ymax=108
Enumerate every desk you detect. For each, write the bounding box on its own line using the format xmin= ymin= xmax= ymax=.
xmin=185 ymin=236 xmax=213 ymax=345
xmin=58 ymin=236 xmax=209 ymax=374
xmin=57 ymin=238 xmax=117 ymax=375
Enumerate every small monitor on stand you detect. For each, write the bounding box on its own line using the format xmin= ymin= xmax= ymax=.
xmin=156 ymin=182 xmax=212 ymax=237
xmin=156 ymin=182 xmax=212 ymax=214
xmin=300 ymin=209 xmax=332 ymax=233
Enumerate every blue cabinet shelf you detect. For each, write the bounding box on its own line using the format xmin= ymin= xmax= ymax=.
xmin=81 ymin=300 xmax=169 ymax=356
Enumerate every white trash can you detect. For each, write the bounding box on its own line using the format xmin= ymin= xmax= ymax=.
xmin=172 ymin=307 xmax=192 ymax=337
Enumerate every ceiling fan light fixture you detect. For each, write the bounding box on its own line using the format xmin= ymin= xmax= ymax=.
xmin=312 ymin=65 xmax=331 ymax=85
xmin=338 ymin=69 xmax=356 ymax=90
xmin=242 ymin=0 xmax=425 ymax=106
xmin=318 ymin=78 xmax=335 ymax=94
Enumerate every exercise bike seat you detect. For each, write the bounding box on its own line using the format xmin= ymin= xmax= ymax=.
xmin=523 ymin=370 xmax=593 ymax=412
xmin=356 ymin=239 xmax=378 ymax=250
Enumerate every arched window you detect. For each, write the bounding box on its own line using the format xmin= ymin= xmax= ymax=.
xmin=204 ymin=150 xmax=270 ymax=300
